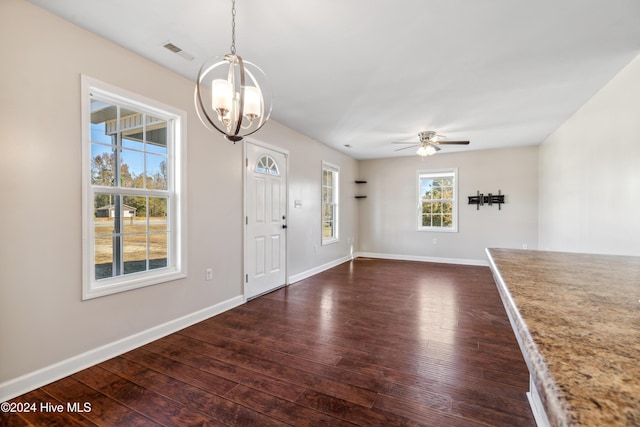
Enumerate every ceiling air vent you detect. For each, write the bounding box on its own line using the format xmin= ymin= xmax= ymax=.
xmin=163 ymin=42 xmax=194 ymax=61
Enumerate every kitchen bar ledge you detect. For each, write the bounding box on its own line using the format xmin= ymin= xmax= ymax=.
xmin=486 ymin=248 xmax=640 ymax=427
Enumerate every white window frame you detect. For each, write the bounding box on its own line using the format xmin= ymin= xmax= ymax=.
xmin=81 ymin=75 xmax=187 ymax=300
xmin=321 ymin=161 xmax=340 ymax=245
xmin=417 ymin=168 xmax=458 ymax=232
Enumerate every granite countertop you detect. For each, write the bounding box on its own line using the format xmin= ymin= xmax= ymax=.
xmin=486 ymin=248 xmax=640 ymax=427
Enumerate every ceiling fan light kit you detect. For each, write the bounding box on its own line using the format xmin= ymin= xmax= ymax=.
xmin=393 ymin=130 xmax=470 ymax=157
xmin=195 ymin=0 xmax=273 ymax=143
xmin=416 ymin=144 xmax=437 ymax=156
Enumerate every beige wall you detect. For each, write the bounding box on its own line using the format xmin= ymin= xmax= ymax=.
xmin=538 ymin=53 xmax=640 ymax=255
xmin=358 ymin=146 xmax=539 ymax=263
xmin=0 ymin=0 xmax=357 ymax=394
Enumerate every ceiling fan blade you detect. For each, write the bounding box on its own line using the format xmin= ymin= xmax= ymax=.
xmin=391 ymin=141 xmax=418 ymax=145
xmin=437 ymin=140 xmax=470 ymax=145
xmin=394 ymin=145 xmax=419 ymax=151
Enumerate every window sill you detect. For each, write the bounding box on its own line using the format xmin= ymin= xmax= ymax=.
xmin=322 ymin=238 xmax=340 ymax=246
xmin=82 ymin=269 xmax=186 ymax=300
xmin=417 ymin=227 xmax=458 ymax=233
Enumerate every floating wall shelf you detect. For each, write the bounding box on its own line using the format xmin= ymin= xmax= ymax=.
xmin=355 ymin=180 xmax=367 ymax=199
xmin=468 ymin=190 xmax=505 ymax=210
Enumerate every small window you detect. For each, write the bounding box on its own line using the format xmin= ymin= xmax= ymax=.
xmin=322 ymin=161 xmax=339 ymax=244
xmin=82 ymin=76 xmax=186 ymax=299
xmin=256 ymin=155 xmax=280 ymax=175
xmin=418 ymin=169 xmax=458 ymax=232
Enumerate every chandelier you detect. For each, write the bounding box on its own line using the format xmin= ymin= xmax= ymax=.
xmin=195 ymin=0 xmax=272 ymax=142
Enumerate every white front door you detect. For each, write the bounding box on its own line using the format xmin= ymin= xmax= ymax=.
xmin=245 ymin=141 xmax=287 ymax=299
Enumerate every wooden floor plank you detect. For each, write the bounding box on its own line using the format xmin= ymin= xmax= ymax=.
xmin=224 ymin=384 xmax=358 ymax=427
xmin=72 ymin=365 xmax=229 ymax=426
xmin=2 ymin=258 xmax=534 ymax=426
xmin=42 ymin=376 xmax=157 ymax=426
xmin=142 ymin=339 xmax=306 ymax=402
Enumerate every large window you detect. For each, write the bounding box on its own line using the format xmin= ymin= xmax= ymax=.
xmin=322 ymin=161 xmax=339 ymax=244
xmin=82 ymin=76 xmax=186 ymax=299
xmin=418 ymin=169 xmax=458 ymax=232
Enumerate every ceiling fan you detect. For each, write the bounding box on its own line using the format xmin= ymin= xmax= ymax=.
xmin=393 ymin=131 xmax=470 ymax=156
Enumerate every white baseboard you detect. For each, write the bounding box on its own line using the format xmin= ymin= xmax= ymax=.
xmin=527 ymin=375 xmax=552 ymax=427
xmin=0 ymin=295 xmax=245 ymax=402
xmin=288 ymin=254 xmax=354 ymax=284
xmin=355 ymin=251 xmax=489 ymax=266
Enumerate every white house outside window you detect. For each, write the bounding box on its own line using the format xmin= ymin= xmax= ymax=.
xmin=417 ymin=169 xmax=458 ymax=232
xmin=322 ymin=161 xmax=339 ymax=244
xmin=82 ymin=76 xmax=186 ymax=299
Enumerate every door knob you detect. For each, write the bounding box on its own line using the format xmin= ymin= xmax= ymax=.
xmin=282 ymin=225 xmax=287 ymax=229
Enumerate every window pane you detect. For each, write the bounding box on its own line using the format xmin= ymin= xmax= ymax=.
xmin=443 ymin=214 xmax=453 ymax=227
xmin=149 ymin=197 xmax=168 ymax=229
xmin=443 ymin=186 xmax=453 ymax=199
xmin=146 ymin=116 xmax=168 ymax=154
xmin=93 ymin=192 xmax=116 ymax=280
xmin=123 ymin=234 xmax=147 ymax=275
xmin=147 ymin=154 xmax=168 ymax=190
xmin=122 ymin=135 xmax=144 ymax=151
xmin=91 ymin=145 xmax=115 ymax=186
xmin=324 ymin=169 xmax=333 ymax=186
xmin=90 ymin=100 xmax=116 ymax=142
xmin=422 ymin=214 xmax=432 ymax=227
xmin=323 ymin=204 xmax=334 ymax=221
xmin=149 ymin=232 xmax=168 ymax=270
xmin=433 ymin=215 xmax=443 ymax=227
xmin=323 ymin=222 xmax=334 ymax=238
xmin=422 ymin=202 xmax=432 ymax=214
xmin=120 ymin=148 xmax=144 ymax=188
xmin=432 ymin=185 xmax=442 ymax=199
xmin=443 ymin=202 xmax=452 ymax=214
xmin=122 ymin=196 xmax=146 ymax=234
xmin=94 ymin=236 xmax=114 ymax=280
xmin=323 ymin=187 xmax=333 ymax=203
xmin=94 ymin=193 xmax=115 ymax=228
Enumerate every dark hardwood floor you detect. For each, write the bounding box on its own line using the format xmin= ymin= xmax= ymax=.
xmin=2 ymin=258 xmax=535 ymax=426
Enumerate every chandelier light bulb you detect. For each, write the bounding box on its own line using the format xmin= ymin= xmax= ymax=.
xmin=243 ymin=86 xmax=262 ymax=120
xmin=211 ymin=79 xmax=233 ymax=113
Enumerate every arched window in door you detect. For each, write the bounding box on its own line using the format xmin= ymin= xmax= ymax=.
xmin=256 ymin=155 xmax=280 ymax=176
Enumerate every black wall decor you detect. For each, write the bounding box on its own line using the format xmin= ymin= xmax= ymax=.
xmin=468 ymin=190 xmax=505 ymax=210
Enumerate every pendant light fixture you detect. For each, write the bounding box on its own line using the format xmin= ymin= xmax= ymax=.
xmin=195 ymin=0 xmax=272 ymax=142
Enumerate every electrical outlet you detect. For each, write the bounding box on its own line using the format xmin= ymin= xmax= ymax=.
xmin=206 ymin=268 xmax=213 ymax=280
xmin=433 ymin=238 xmax=437 ymax=245
xmin=522 ymin=244 xmax=528 ymax=250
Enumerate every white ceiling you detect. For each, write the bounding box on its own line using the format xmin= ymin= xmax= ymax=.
xmin=27 ymin=0 xmax=640 ymax=159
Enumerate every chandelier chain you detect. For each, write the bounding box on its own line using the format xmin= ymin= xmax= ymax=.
xmin=230 ymin=0 xmax=237 ymax=55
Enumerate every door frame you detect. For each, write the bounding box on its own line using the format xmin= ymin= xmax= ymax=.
xmin=243 ymin=138 xmax=290 ymax=300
